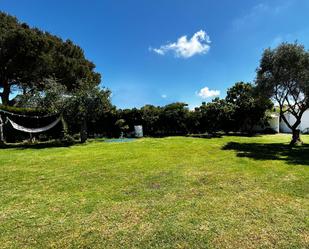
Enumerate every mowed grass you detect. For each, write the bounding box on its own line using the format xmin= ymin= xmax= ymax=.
xmin=0 ymin=135 xmax=308 ymax=249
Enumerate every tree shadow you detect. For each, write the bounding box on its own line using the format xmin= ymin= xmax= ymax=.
xmin=224 ymin=133 xmax=263 ymax=138
xmin=186 ymin=133 xmax=223 ymax=139
xmin=222 ymin=142 xmax=309 ymax=166
xmin=0 ymin=140 xmax=75 ymax=150
xmin=187 ymin=132 xmax=265 ymax=139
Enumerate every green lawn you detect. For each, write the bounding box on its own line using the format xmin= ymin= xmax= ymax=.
xmin=0 ymin=135 xmax=308 ymax=248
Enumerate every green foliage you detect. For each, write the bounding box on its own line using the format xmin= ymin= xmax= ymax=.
xmin=119 ymin=108 xmax=142 ymax=130
xmin=100 ymin=88 xmax=271 ymax=137
xmin=0 ymin=104 xmax=46 ymax=116
xmin=13 ymin=78 xmax=113 ymax=142
xmin=0 ymin=12 xmax=100 ymax=105
xmin=60 ymin=134 xmax=76 ymax=146
xmin=64 ymin=84 xmax=112 ymax=125
xmin=116 ymin=103 xmax=190 ymax=136
xmin=226 ymin=82 xmax=273 ymax=132
xmin=256 ymin=42 xmax=309 ymax=144
xmin=5 ymin=81 xmax=271 ymax=140
xmin=160 ymin=102 xmax=189 ymax=135
xmin=140 ymin=105 xmax=160 ymax=135
xmin=196 ymin=98 xmax=234 ymax=134
xmin=115 ymin=119 xmax=129 ymax=135
xmin=186 ymin=109 xmax=201 ymax=134
xmin=59 ymin=85 xmax=113 ymax=142
xmin=14 ymin=78 xmax=67 ymax=113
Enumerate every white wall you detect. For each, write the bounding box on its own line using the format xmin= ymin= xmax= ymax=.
xmin=280 ymin=110 xmax=309 ymax=133
xmin=268 ymin=115 xmax=280 ymax=133
xmin=253 ymin=114 xmax=279 ymax=133
xmin=300 ymin=110 xmax=309 ymax=133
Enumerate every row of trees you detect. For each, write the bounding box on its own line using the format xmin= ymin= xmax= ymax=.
xmin=106 ymin=82 xmax=272 ymax=137
xmin=6 ymin=81 xmax=270 ymax=140
xmin=55 ymin=42 xmax=309 ymax=146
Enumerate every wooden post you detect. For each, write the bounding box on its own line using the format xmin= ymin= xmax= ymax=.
xmin=60 ymin=114 xmax=68 ymax=138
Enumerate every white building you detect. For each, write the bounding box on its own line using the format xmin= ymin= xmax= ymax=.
xmin=263 ymin=110 xmax=309 ymax=133
xmin=280 ymin=110 xmax=309 ymax=133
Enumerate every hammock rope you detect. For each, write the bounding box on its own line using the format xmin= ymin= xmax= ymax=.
xmin=7 ymin=117 xmax=61 ymax=133
xmin=0 ymin=109 xmax=58 ymax=118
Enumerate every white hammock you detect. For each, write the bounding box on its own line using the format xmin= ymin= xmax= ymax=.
xmin=8 ymin=117 xmax=61 ymax=133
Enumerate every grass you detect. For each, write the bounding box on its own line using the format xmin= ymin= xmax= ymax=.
xmin=0 ymin=135 xmax=308 ymax=248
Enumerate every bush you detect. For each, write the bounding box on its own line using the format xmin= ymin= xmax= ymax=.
xmin=263 ymin=128 xmax=277 ymax=134
xmin=0 ymin=105 xmax=46 ymax=116
xmin=72 ymin=133 xmax=81 ymax=140
xmin=61 ymin=134 xmax=75 ymax=145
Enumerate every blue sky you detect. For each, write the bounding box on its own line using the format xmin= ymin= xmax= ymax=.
xmin=1 ymin=0 xmax=309 ymax=109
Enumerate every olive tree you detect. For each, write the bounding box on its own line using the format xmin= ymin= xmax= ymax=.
xmin=256 ymin=43 xmax=309 ymax=145
xmin=16 ymin=79 xmax=112 ymax=143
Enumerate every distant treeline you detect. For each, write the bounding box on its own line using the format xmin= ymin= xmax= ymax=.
xmin=91 ymin=82 xmax=273 ymax=138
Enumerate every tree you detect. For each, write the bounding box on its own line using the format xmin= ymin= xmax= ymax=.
xmin=186 ymin=110 xmax=201 ymax=134
xmin=226 ymin=82 xmax=272 ymax=133
xmin=64 ymin=84 xmax=112 ymax=143
xmin=115 ymin=119 xmax=129 ymax=137
xmin=197 ymin=98 xmax=234 ymax=134
xmin=256 ymin=43 xmax=309 ymax=145
xmin=140 ymin=105 xmax=161 ymax=136
xmin=160 ymin=103 xmax=189 ymax=135
xmin=0 ymin=12 xmax=100 ymax=105
xmin=14 ymin=78 xmax=70 ymax=139
xmin=16 ymin=79 xmax=112 ymax=143
xmin=119 ymin=108 xmax=142 ymax=129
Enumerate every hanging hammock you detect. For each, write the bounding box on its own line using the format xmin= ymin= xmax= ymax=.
xmin=0 ymin=108 xmax=58 ymax=118
xmin=7 ymin=117 xmax=61 ymax=134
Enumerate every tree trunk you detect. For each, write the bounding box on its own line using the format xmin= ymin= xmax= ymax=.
xmin=0 ymin=80 xmax=10 ymax=106
xmin=290 ymin=129 xmax=302 ymax=146
xmin=80 ymin=119 xmax=87 ymax=143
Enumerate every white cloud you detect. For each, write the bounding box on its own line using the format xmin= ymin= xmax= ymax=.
xmin=161 ymin=94 xmax=167 ymax=99
xmin=150 ymin=30 xmax=211 ymax=58
xmin=197 ymin=87 xmax=220 ymax=99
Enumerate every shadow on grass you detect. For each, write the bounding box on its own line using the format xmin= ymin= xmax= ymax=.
xmin=187 ymin=132 xmax=266 ymax=139
xmin=224 ymin=132 xmax=263 ymax=138
xmin=222 ymin=142 xmax=309 ymax=166
xmin=186 ymin=134 xmax=223 ymax=139
xmin=0 ymin=140 xmax=76 ymax=150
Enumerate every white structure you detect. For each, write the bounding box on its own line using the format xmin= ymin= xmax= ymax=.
xmin=254 ymin=113 xmax=280 ymax=133
xmin=268 ymin=114 xmax=280 ymax=133
xmin=134 ymin=125 xmax=143 ymax=137
xmin=280 ymin=110 xmax=309 ymax=133
xmin=260 ymin=110 xmax=309 ymax=134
